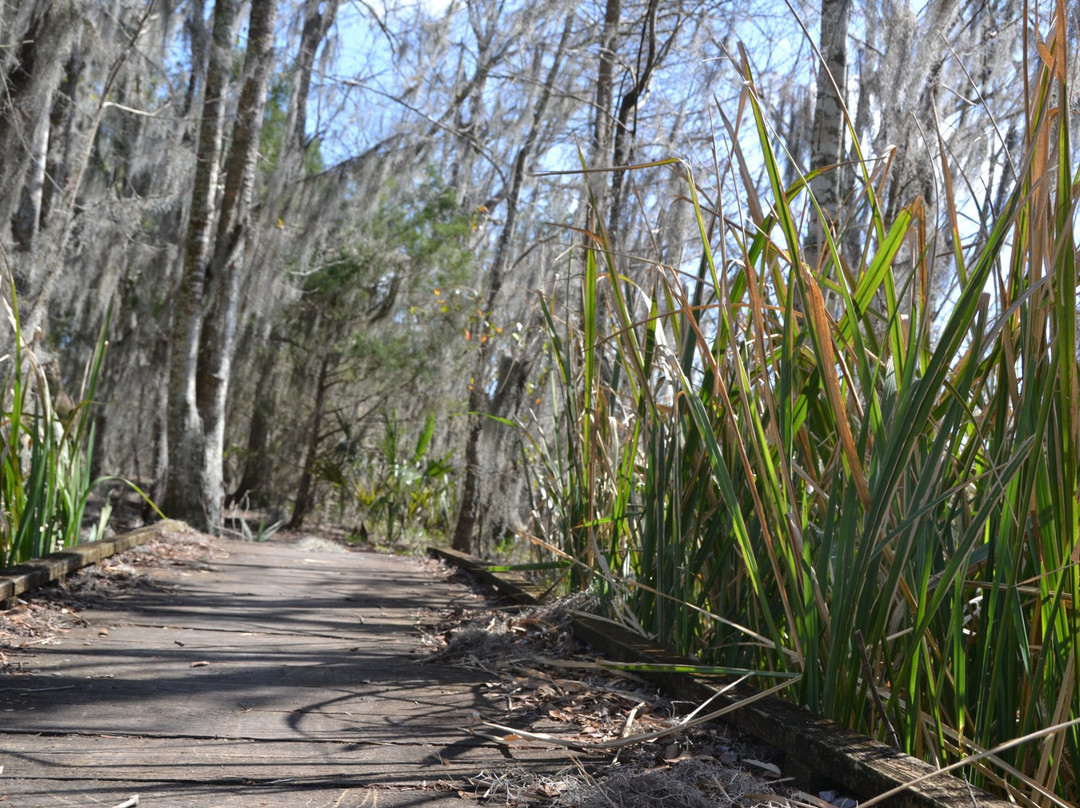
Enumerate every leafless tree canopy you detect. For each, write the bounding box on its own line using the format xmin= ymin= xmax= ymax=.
xmin=0 ymin=0 xmax=1072 ymax=549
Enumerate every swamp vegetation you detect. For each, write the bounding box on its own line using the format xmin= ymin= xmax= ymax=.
xmin=0 ymin=0 xmax=1078 ymax=802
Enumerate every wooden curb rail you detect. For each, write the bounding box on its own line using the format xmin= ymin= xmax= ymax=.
xmin=0 ymin=521 xmax=179 ymax=607
xmin=429 ymin=545 xmax=1015 ymax=808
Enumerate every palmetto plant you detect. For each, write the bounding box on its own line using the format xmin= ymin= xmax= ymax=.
xmin=351 ymin=411 xmax=456 ymax=546
xmin=531 ymin=11 xmax=1079 ymax=804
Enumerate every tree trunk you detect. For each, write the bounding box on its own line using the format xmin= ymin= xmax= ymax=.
xmin=195 ymin=0 xmax=278 ymax=532
xmin=163 ymin=0 xmax=240 ymax=532
xmin=451 ymin=16 xmax=574 ymax=554
xmin=258 ymin=0 xmax=338 ymax=226
xmin=593 ymin=0 xmax=620 ymax=164
xmin=588 ymin=0 xmax=621 ymax=217
xmin=39 ymin=52 xmax=84 ymax=228
xmin=180 ymin=0 xmax=209 ymax=118
xmin=288 ymin=0 xmax=338 ymax=158
xmin=11 ymin=90 xmax=51 ymax=251
xmin=606 ymin=0 xmax=672 ymax=240
xmin=452 ymin=383 xmax=487 ymax=553
xmin=24 ymin=1 xmax=158 ymax=333
xmin=807 ymin=0 xmax=851 ymax=275
xmin=233 ymin=1 xmax=338 ymax=506
xmin=0 ymin=0 xmax=79 ymax=236
xmin=230 ymin=345 xmax=279 ymax=508
xmin=289 ymin=355 xmax=331 ymax=529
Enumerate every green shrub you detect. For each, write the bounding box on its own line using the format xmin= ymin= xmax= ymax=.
xmin=348 ymin=411 xmax=455 ymax=546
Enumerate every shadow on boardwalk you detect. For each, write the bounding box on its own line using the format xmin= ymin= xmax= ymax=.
xmin=0 ymin=533 xmax=571 ymax=807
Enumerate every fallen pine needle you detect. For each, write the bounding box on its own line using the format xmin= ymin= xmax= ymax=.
xmin=475 ymin=674 xmax=798 ymax=751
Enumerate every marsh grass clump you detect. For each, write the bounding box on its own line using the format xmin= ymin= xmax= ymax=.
xmin=0 ymin=275 xmax=110 ymax=567
xmin=528 ymin=6 xmax=1080 ymax=803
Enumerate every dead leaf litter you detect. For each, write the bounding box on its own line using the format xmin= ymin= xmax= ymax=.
xmin=416 ymin=588 xmax=818 ymax=807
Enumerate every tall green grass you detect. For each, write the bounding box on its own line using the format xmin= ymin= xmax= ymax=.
xmin=532 ymin=14 xmax=1079 ymax=804
xmin=0 ymin=277 xmax=110 ymax=567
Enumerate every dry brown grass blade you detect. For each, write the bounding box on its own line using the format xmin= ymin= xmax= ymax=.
xmin=476 ymin=675 xmax=798 ymax=752
xmin=798 ymin=264 xmax=870 ymax=509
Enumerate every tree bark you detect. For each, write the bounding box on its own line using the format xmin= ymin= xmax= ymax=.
xmin=163 ymin=0 xmax=240 ymax=531
xmin=230 ymin=345 xmax=279 ymax=508
xmin=451 ymin=16 xmax=574 ymax=554
xmin=0 ymin=0 xmax=79 ymax=240
xmin=195 ymin=0 xmax=278 ymax=532
xmin=289 ymin=355 xmax=332 ymax=529
xmin=807 ymin=0 xmax=851 ymax=275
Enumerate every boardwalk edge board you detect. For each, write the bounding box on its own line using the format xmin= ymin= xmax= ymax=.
xmin=0 ymin=521 xmax=180 ymax=606
xmin=428 ymin=545 xmax=1014 ymax=808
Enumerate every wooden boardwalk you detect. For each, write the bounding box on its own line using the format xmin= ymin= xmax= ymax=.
xmin=0 ymin=536 xmax=568 ymax=807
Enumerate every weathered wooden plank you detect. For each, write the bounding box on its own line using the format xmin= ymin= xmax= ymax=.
xmin=0 ymin=732 xmax=528 ymax=807
xmin=3 ymin=539 xmax=576 ymax=808
xmin=0 ymin=521 xmax=175 ymax=603
xmin=111 ymin=521 xmax=172 ymax=553
xmin=0 ymin=780 xmax=473 ymax=808
xmin=433 ymin=546 xmax=1016 ymax=808
xmin=0 ymin=733 xmax=556 ymax=783
xmin=428 ymin=546 xmax=548 ymax=603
